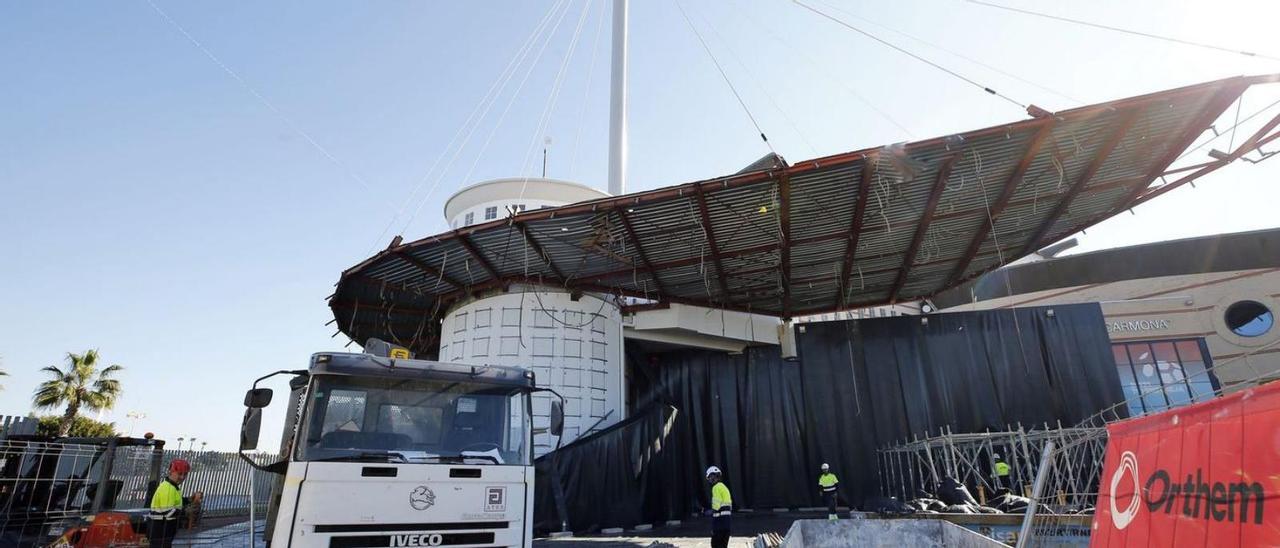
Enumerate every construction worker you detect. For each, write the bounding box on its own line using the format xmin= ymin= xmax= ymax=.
xmin=818 ymin=463 xmax=840 ymax=520
xmin=149 ymin=459 xmax=203 ymax=548
xmin=705 ymin=466 xmax=732 ymax=548
xmin=993 ymin=453 xmax=1011 ymax=490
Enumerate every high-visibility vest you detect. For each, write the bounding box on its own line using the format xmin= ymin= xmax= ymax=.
xmin=710 ymin=482 xmax=733 ymax=516
xmin=818 ymin=473 xmax=839 ymax=493
xmin=150 ymin=479 xmax=184 ymax=521
xmin=995 ymin=461 xmax=1011 ymax=477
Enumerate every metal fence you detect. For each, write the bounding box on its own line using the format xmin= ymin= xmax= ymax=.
xmin=157 ymin=450 xmax=278 ymax=519
xmin=0 ymin=416 xmax=37 ymax=438
xmin=1 ymin=437 xmax=279 ymax=546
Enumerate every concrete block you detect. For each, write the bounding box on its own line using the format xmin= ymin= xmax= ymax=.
xmin=665 ymin=520 xmax=683 ymax=526
xmin=632 ymin=524 xmax=653 ymax=531
xmin=601 ymin=528 xmax=624 ymax=535
xmin=780 ymin=518 xmax=1003 ymax=548
xmin=548 ymin=531 xmax=574 ymax=539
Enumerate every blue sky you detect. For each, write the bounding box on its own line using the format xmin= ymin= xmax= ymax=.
xmin=2 ymin=0 xmax=1278 ymax=450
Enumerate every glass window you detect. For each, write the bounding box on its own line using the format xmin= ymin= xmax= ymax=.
xmin=1225 ymin=301 xmax=1273 ymax=337
xmin=513 ymin=204 xmax=526 ymax=212
xmin=1110 ymin=338 xmax=1220 ymax=416
xmin=1175 ymin=340 xmax=1217 ymax=402
xmin=1126 ymin=343 xmax=1169 ymax=413
xmin=464 ymin=212 xmax=474 ymax=226
xmin=1112 ymin=345 xmax=1144 ymax=417
xmin=484 ymin=206 xmax=497 ymax=220
xmin=1151 ymin=342 xmax=1192 ymax=406
xmin=299 ymin=375 xmax=532 ymax=465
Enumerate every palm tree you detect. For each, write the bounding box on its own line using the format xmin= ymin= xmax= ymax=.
xmin=33 ymin=350 xmax=124 ymax=437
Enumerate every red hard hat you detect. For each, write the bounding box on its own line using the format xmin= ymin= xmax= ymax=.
xmin=169 ymin=459 xmax=191 ymax=474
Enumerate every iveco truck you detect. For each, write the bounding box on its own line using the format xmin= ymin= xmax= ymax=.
xmin=239 ymin=340 xmax=562 ymax=548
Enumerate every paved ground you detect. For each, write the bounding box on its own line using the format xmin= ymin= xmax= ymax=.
xmin=533 ymin=511 xmax=823 ymax=548
xmin=183 ymin=512 xmax=815 ymax=547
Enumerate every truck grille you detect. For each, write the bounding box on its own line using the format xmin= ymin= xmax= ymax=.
xmin=328 ymin=532 xmax=494 ymax=547
xmin=316 ymin=522 xmax=508 ymax=533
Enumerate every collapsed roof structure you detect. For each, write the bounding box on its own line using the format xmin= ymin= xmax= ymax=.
xmin=331 ymin=75 xmax=1280 ymax=354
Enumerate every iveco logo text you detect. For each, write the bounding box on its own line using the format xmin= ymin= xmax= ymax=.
xmin=390 ymin=534 xmax=443 ymax=547
xmin=1109 ymin=450 xmax=1267 ymax=529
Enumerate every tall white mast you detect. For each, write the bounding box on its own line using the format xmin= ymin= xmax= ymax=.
xmin=607 ymin=0 xmax=629 ymax=196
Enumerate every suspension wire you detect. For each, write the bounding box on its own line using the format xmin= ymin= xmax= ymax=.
xmin=814 ymin=0 xmax=1083 ymax=105
xmin=1176 ymin=94 xmax=1280 ymax=162
xmin=673 ymin=0 xmax=777 ymax=153
xmin=568 ymin=3 xmax=609 ymax=181
xmin=690 ymin=2 xmax=819 ymax=156
xmin=726 ymin=0 xmax=916 ymax=139
xmin=401 ymin=0 xmax=576 ymax=236
xmin=446 ymin=0 xmax=578 ymax=215
xmin=792 ymin=0 xmax=1027 ymax=110
xmin=517 ymin=1 xmax=595 ymax=202
xmin=966 ymin=0 xmax=1280 ymax=62
xmin=143 ymin=0 xmax=394 ymax=209
xmin=368 ymin=0 xmax=569 ymax=252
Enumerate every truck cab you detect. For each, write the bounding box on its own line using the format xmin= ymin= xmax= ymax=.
xmin=240 ymin=346 xmax=560 ymax=548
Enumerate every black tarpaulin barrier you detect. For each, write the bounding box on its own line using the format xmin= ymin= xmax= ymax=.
xmin=795 ymin=302 xmax=1127 ymax=506
xmin=535 ymin=303 xmax=1125 ymax=534
xmin=534 ymin=403 xmax=683 ymax=534
xmin=534 ymin=347 xmax=814 ymax=534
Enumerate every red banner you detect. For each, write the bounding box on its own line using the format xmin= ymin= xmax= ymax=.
xmin=1092 ymin=380 xmax=1280 ymax=547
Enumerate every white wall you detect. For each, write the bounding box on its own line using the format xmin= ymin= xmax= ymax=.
xmin=439 ymin=289 xmax=624 ymax=455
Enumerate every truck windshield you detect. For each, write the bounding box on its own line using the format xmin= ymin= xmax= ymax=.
xmin=297 ymin=375 xmax=531 ymax=466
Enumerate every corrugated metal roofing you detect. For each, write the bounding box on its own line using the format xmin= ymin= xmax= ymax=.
xmin=331 ymin=75 xmax=1274 ymax=353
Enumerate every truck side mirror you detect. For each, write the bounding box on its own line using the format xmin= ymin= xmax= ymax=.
xmin=240 ymin=408 xmax=263 ymax=451
xmin=550 ymin=400 xmax=564 ymax=437
xmin=244 ymin=388 xmax=273 ymax=408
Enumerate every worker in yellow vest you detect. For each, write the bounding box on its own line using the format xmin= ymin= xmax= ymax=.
xmin=705 ymin=466 xmax=733 ymax=548
xmin=149 ymin=459 xmax=203 ymax=548
xmin=818 ymin=463 xmax=840 ymax=520
xmin=993 ymin=453 xmax=1011 ymax=489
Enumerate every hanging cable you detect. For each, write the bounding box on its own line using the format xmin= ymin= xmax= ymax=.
xmin=674 ymin=0 xmax=776 ymax=152
xmin=689 ymin=2 xmax=819 ymax=156
xmin=966 ymin=0 xmax=1280 ymax=62
xmin=400 ymin=0 xmax=576 ymax=236
xmin=569 ymin=3 xmax=609 ymax=180
xmin=518 ymin=1 xmax=596 ymax=202
xmin=144 ymin=0 xmax=395 ymax=209
xmin=814 ymin=0 xmax=1082 ymax=105
xmin=368 ymin=0 xmax=570 ymax=252
xmin=726 ymin=0 xmax=916 ymax=139
xmin=792 ymin=0 xmax=1027 ymax=110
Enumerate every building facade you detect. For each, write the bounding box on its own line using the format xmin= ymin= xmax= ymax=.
xmin=936 ymin=228 xmax=1280 ymax=416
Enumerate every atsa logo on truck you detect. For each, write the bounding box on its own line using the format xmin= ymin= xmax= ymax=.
xmin=485 ymin=487 xmax=506 ymax=512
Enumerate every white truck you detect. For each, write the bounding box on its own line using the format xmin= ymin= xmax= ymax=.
xmin=239 ymin=341 xmax=562 ymax=548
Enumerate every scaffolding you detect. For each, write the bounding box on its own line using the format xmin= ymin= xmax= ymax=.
xmin=877 ymin=424 xmax=1107 ymax=512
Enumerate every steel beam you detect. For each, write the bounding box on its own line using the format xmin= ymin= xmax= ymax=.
xmin=513 ymin=221 xmax=567 ymax=281
xmin=693 ymin=185 xmax=733 ymax=301
xmin=616 ymin=208 xmax=671 ymax=297
xmin=1020 ymin=107 xmax=1140 ymax=256
xmin=779 ymin=174 xmax=793 ymax=318
xmin=455 ymin=232 xmax=502 ymax=281
xmin=946 ymin=120 xmax=1054 ymax=287
xmin=835 ymin=159 xmax=874 ymax=308
xmin=890 ymin=154 xmax=959 ymax=302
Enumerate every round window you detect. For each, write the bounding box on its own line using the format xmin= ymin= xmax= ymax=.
xmin=1224 ymin=300 xmax=1274 ymax=338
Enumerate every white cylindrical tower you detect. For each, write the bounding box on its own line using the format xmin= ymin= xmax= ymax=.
xmin=441 ymin=178 xmax=620 ymax=455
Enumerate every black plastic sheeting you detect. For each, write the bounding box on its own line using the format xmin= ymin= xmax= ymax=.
xmin=534 ymin=303 xmax=1125 ymax=534
xmin=797 ymin=303 xmax=1126 ymax=506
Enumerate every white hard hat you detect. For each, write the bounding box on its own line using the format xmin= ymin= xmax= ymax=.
xmin=821 ymin=463 xmax=830 ymax=471
xmin=705 ymin=466 xmax=722 ymax=478
xmin=993 ymin=454 xmax=1002 ymax=459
